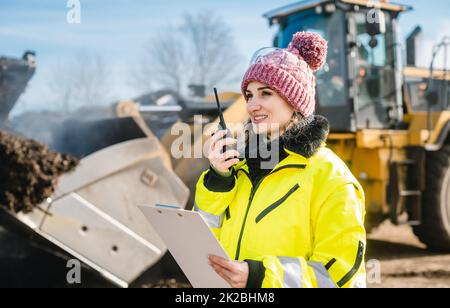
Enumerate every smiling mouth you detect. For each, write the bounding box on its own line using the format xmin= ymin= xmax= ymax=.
xmin=252 ymin=115 xmax=268 ymax=124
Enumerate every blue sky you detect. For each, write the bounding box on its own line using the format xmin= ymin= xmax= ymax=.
xmin=1 ymin=0 xmax=449 ymax=115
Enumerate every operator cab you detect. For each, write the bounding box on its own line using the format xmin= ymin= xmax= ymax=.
xmin=264 ymin=0 xmax=411 ymax=131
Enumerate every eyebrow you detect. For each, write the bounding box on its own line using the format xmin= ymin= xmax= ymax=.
xmin=245 ymin=87 xmax=272 ymax=92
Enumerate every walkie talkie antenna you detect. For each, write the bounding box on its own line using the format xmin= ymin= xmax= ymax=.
xmin=214 ymin=88 xmax=227 ymax=130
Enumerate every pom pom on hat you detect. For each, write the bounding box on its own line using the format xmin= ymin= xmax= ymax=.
xmin=287 ymin=31 xmax=328 ymax=72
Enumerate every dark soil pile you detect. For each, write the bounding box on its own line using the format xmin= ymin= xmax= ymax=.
xmin=142 ymin=279 xmax=192 ymax=288
xmin=0 ymin=130 xmax=79 ymax=213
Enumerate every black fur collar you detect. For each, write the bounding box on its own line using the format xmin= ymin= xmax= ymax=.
xmin=242 ymin=115 xmax=330 ymax=184
xmin=281 ymin=114 xmax=330 ymax=158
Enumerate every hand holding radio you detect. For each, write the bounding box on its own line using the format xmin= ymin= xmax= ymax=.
xmin=207 ymin=88 xmax=240 ymax=174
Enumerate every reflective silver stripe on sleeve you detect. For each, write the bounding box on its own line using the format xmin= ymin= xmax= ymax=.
xmin=308 ymin=261 xmax=337 ymax=288
xmin=193 ymin=202 xmax=224 ymax=229
xmin=278 ymin=257 xmax=303 ymax=288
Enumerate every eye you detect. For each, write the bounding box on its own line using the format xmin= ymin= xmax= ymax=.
xmin=245 ymin=93 xmax=253 ymax=100
xmin=262 ymin=91 xmax=272 ymax=96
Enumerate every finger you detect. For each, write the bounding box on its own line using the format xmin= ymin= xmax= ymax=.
xmin=210 ymin=259 xmax=246 ymax=285
xmin=209 ymin=256 xmax=230 ymax=270
xmin=210 ymin=150 xmax=239 ymax=168
xmin=219 ymin=150 xmax=240 ymax=162
xmin=215 ymin=268 xmax=241 ymax=287
xmin=214 ymin=138 xmax=237 ymax=151
xmin=208 ymin=255 xmax=225 ymax=264
xmin=210 ymin=259 xmax=232 ymax=272
xmin=212 ymin=264 xmax=238 ymax=286
xmin=211 ymin=262 xmax=232 ymax=276
xmin=211 ymin=128 xmax=227 ymax=137
xmin=208 ymin=130 xmax=228 ymax=155
xmin=209 ymin=255 xmax=234 ymax=271
xmin=211 ymin=263 xmax=234 ymax=284
xmin=211 ymin=140 xmax=236 ymax=159
xmin=210 ymin=129 xmax=228 ymax=145
xmin=209 ymin=257 xmax=247 ymax=288
xmin=222 ymin=158 xmax=240 ymax=170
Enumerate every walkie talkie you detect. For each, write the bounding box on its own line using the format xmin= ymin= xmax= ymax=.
xmin=214 ymin=88 xmax=227 ymax=133
xmin=214 ymin=88 xmax=235 ymax=162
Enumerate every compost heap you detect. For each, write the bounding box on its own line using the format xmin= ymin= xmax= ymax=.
xmin=0 ymin=130 xmax=79 ymax=213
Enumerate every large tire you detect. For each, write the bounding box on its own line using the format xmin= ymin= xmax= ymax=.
xmin=413 ymin=144 xmax=450 ymax=251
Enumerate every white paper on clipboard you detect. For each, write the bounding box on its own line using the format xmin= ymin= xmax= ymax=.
xmin=138 ymin=204 xmax=231 ymax=288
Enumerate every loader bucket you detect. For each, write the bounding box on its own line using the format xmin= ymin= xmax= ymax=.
xmin=0 ymin=53 xmax=35 ymax=123
xmin=4 ymin=137 xmax=189 ymax=287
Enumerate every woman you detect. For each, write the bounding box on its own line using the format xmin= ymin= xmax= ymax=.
xmin=195 ymin=32 xmax=366 ymax=288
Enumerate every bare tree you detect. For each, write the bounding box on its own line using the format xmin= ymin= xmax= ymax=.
xmin=133 ymin=30 xmax=185 ymax=93
xmin=48 ymin=52 xmax=111 ymax=111
xmin=48 ymin=61 xmax=73 ymax=111
xmin=132 ymin=11 xmax=242 ymax=96
xmin=129 ymin=57 xmax=155 ymax=95
xmin=182 ymin=11 xmax=242 ymax=90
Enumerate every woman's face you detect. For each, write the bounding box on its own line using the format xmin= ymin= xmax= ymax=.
xmin=245 ymin=81 xmax=294 ymax=135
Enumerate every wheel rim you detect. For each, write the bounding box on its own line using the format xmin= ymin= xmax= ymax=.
xmin=440 ymin=166 xmax=450 ymax=234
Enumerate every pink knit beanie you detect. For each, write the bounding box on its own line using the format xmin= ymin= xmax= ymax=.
xmin=241 ymin=32 xmax=328 ymax=118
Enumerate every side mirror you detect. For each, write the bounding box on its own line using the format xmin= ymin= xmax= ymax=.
xmin=272 ymin=33 xmax=279 ymax=48
xmin=406 ymin=26 xmax=422 ymax=66
xmin=366 ymin=9 xmax=386 ymax=37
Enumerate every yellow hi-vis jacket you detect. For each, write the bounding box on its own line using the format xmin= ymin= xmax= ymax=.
xmin=194 ymin=146 xmax=366 ymax=288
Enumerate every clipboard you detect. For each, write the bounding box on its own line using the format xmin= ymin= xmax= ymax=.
xmin=138 ymin=204 xmax=231 ymax=288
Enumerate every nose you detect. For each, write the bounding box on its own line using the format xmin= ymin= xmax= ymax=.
xmin=247 ymin=100 xmax=262 ymax=114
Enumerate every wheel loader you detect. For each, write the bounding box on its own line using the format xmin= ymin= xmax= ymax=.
xmin=259 ymin=0 xmax=450 ymax=250
xmin=162 ymin=0 xmax=450 ymax=251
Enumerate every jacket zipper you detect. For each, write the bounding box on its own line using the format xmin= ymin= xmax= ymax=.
xmin=225 ymin=206 xmax=231 ymax=220
xmin=336 ymin=240 xmax=365 ymax=287
xmin=255 ymin=183 xmax=300 ymax=223
xmin=234 ymin=164 xmax=306 ymax=260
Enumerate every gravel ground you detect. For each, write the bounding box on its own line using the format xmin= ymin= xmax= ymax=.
xmin=367 ymin=220 xmax=450 ymax=288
